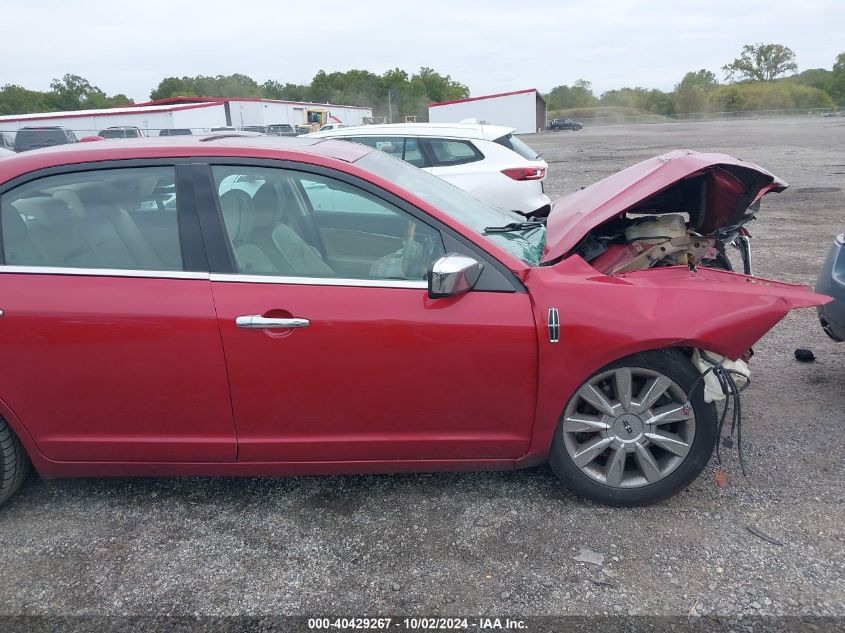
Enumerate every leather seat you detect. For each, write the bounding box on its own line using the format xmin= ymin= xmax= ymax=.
xmin=12 ymin=197 xmax=101 ymax=267
xmin=0 ymin=206 xmax=43 ymax=265
xmin=219 ymin=189 xmax=278 ymax=274
xmin=52 ymin=184 xmax=168 ymax=269
xmin=250 ymin=183 xmax=334 ymax=277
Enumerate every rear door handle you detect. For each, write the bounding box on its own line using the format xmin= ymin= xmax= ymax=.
xmin=235 ymin=315 xmax=310 ymax=329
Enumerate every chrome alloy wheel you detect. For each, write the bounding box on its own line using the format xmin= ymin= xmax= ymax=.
xmin=561 ymin=367 xmax=696 ymax=489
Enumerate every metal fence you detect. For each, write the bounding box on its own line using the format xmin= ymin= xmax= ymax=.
xmin=569 ymin=107 xmax=840 ymax=127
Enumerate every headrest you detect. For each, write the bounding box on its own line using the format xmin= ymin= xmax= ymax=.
xmin=219 ymin=189 xmax=254 ymax=244
xmin=1 ymin=207 xmax=28 ymax=243
xmin=252 ymin=183 xmax=281 ymax=229
xmin=50 ymin=188 xmax=87 ymax=220
xmin=11 ymin=197 xmax=77 ymax=230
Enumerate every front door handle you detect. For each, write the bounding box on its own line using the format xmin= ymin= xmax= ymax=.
xmin=235 ymin=315 xmax=310 ymax=329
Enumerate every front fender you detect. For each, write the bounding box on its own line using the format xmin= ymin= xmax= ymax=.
xmin=517 ymin=256 xmax=829 ymax=465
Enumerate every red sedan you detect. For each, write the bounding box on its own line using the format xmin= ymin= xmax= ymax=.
xmin=0 ymin=137 xmax=828 ymax=506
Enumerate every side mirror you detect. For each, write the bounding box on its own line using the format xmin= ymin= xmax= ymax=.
xmin=427 ymin=254 xmax=483 ymax=299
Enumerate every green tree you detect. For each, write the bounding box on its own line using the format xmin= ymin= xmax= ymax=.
xmin=723 ymin=44 xmax=798 ymax=82
xmin=674 ymin=69 xmax=719 ymax=113
xmin=830 ymin=52 xmax=845 ymax=105
xmin=546 ymin=79 xmax=598 ymax=110
xmin=0 ymin=84 xmax=50 ymax=114
xmin=150 ymin=74 xmax=262 ymax=100
xmin=410 ymin=67 xmax=469 ymax=104
xmin=48 ymin=74 xmax=109 ymax=110
xmin=262 ymin=80 xmax=311 ymax=102
xmin=150 ymin=76 xmax=199 ymax=100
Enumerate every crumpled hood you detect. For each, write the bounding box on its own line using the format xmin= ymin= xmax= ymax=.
xmin=541 ymin=149 xmax=788 ymax=264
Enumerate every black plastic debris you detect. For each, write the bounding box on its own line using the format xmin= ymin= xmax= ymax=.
xmin=794 ymin=348 xmax=816 ymax=362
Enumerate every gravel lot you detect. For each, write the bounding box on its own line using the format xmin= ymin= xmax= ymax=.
xmin=0 ymin=119 xmax=843 ymax=625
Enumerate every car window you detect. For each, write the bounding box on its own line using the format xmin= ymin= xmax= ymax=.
xmin=211 ymin=165 xmax=444 ymax=281
xmin=343 ymin=136 xmax=405 ymax=161
xmin=1 ymin=167 xmax=183 ymax=271
xmin=423 ymin=138 xmax=483 ymax=167
xmin=494 ymin=133 xmax=540 ymax=160
xmin=357 ymin=149 xmax=545 ymax=266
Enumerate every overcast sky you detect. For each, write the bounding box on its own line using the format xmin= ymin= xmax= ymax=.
xmin=2 ymin=0 xmax=843 ymax=101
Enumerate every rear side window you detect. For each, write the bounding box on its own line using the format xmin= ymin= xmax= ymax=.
xmin=494 ymin=133 xmax=539 ymax=160
xmin=424 ymin=138 xmax=483 ymax=166
xmin=1 ymin=167 xmax=182 ymax=271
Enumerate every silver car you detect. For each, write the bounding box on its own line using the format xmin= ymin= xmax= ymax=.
xmin=816 ymin=229 xmax=845 ymax=341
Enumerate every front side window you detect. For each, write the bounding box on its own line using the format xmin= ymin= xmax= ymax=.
xmin=1 ymin=166 xmax=182 ymax=270
xmin=356 ymin=150 xmax=544 ymax=266
xmin=212 ymin=166 xmax=444 ymax=281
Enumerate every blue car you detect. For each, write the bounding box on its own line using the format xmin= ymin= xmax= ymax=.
xmin=816 ymin=230 xmax=845 ymax=341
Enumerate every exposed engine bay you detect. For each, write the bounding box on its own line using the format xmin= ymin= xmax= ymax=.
xmin=579 ymin=213 xmax=722 ymax=275
xmin=566 ymin=160 xmax=782 ymax=275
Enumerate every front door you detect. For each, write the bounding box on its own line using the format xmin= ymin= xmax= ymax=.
xmin=203 ymin=163 xmax=538 ymax=463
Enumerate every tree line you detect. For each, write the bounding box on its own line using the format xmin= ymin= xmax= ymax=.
xmin=1 ymin=45 xmax=842 ymax=121
xmin=546 ymin=45 xmax=845 ymax=116
xmin=0 ymin=67 xmax=469 ymax=122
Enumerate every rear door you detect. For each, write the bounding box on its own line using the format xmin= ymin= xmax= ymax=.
xmin=0 ymin=163 xmax=235 ymax=462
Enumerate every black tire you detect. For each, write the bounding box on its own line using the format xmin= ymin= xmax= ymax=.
xmin=549 ymin=349 xmax=717 ymax=507
xmin=0 ymin=417 xmax=30 ymax=507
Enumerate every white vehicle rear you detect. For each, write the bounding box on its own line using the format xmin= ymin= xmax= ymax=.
xmin=308 ymin=123 xmax=550 ymax=214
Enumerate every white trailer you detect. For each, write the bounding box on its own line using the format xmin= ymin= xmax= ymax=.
xmin=428 ymin=89 xmax=547 ymax=134
xmin=0 ymin=102 xmax=227 ymax=137
xmin=142 ymin=98 xmax=373 ymax=129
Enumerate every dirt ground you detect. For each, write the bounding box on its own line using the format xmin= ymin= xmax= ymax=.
xmin=0 ymin=119 xmax=843 ymax=624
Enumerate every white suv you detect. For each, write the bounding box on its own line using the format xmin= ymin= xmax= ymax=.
xmin=308 ymin=123 xmax=550 ymax=214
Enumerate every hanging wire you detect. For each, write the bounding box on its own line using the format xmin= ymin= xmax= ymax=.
xmin=685 ymin=351 xmax=752 ymax=475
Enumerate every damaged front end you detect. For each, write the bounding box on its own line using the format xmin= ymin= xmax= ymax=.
xmin=541 ymin=149 xmax=787 ymax=275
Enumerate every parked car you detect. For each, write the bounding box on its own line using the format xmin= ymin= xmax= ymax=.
xmin=816 ymin=229 xmax=845 ymax=341
xmin=158 ymin=128 xmax=192 ymax=136
xmin=211 ymin=127 xmax=239 ymax=132
xmin=318 ymin=122 xmax=347 ymax=132
xmin=0 ymin=138 xmax=827 ymax=508
xmin=267 ymin=123 xmax=298 ymax=137
xmin=98 ymin=126 xmax=143 ymax=139
xmin=0 ymin=148 xmax=14 ymax=159
xmin=548 ymin=118 xmax=583 ymax=131
xmin=309 ymin=122 xmax=551 ymax=214
xmin=240 ymin=126 xmax=267 ymax=134
xmin=13 ymin=126 xmax=78 ymax=152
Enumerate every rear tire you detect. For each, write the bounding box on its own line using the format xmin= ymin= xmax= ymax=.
xmin=549 ymin=349 xmax=717 ymax=507
xmin=0 ymin=418 xmax=30 ymax=507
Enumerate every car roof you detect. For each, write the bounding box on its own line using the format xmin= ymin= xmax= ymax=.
xmin=308 ymin=122 xmax=515 ymax=141
xmin=0 ymin=135 xmax=376 ymax=182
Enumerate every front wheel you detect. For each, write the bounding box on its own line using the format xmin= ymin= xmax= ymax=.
xmin=0 ymin=417 xmax=30 ymax=507
xmin=549 ymin=349 xmax=716 ymax=506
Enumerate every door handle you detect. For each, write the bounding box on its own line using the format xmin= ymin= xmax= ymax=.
xmin=235 ymin=315 xmax=310 ymax=329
